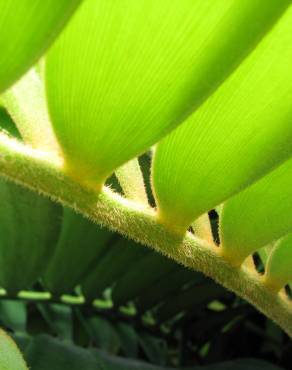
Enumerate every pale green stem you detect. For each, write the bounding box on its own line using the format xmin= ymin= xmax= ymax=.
xmin=0 ymin=132 xmax=291 ymax=337
xmin=115 ymin=158 xmax=148 ymax=205
xmin=192 ymin=213 xmax=213 ymax=244
xmin=1 ymin=68 xmax=61 ymax=155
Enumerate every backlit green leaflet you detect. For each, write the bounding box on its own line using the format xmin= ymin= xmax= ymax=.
xmin=45 ymin=0 xmax=288 ymax=190
xmin=0 ymin=0 xmax=81 ymax=92
xmin=264 ymin=235 xmax=292 ymax=292
xmin=152 ymin=4 xmax=292 ymax=235
xmin=220 ymin=158 xmax=292 ymax=267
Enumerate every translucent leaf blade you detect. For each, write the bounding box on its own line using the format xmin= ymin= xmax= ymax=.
xmin=152 ymin=5 xmax=292 ymax=233
xmin=44 ymin=0 xmax=288 ymax=188
xmin=264 ymin=235 xmax=292 ymax=292
xmin=0 ymin=0 xmax=81 ymax=92
xmin=220 ymin=158 xmax=292 ymax=266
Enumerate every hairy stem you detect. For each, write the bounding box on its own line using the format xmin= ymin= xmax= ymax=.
xmin=0 ymin=133 xmax=291 ymax=337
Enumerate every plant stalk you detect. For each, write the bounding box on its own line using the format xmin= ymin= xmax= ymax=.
xmin=0 ymin=133 xmax=291 ymax=337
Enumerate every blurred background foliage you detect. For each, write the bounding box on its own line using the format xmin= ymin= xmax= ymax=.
xmin=0 ymin=105 xmax=290 ymax=369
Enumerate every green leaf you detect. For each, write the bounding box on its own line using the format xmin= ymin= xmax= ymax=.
xmin=0 ymin=0 xmax=81 ymax=92
xmin=154 ymin=280 xmax=227 ymax=323
xmin=82 ymin=238 xmax=149 ymax=301
xmin=111 ymin=252 xmax=177 ymax=306
xmin=21 ymin=333 xmax=285 ymax=370
xmin=93 ymin=349 xmax=285 ymax=370
xmin=152 ymin=5 xmax=292 ymax=234
xmin=0 ymin=300 xmax=26 ymax=333
xmin=43 ymin=207 xmax=113 ymax=296
xmin=0 ymin=179 xmax=61 ymax=294
xmin=84 ymin=316 xmax=120 ymax=353
xmin=0 ymin=328 xmax=28 ymax=370
xmin=0 ymin=107 xmax=20 ymax=138
xmin=138 ymin=333 xmax=167 ymax=366
xmin=114 ymin=322 xmax=139 ymax=358
xmin=209 ymin=360 xmax=284 ymax=370
xmin=12 ymin=333 xmax=31 ymax=356
xmin=37 ymin=303 xmax=72 ymax=340
xmin=44 ymin=0 xmax=288 ymax=190
xmin=264 ymin=235 xmax=292 ymax=292
xmin=92 ymin=349 xmax=164 ymax=370
xmin=220 ymin=158 xmax=292 ymax=266
xmin=24 ymin=334 xmax=100 ymax=370
xmin=136 ymin=268 xmax=203 ymax=312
